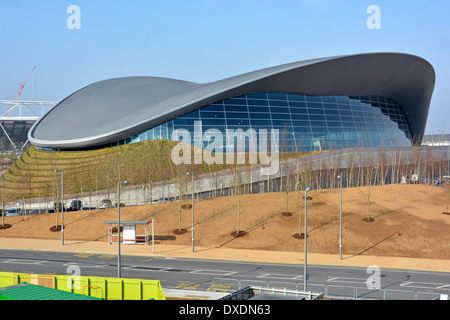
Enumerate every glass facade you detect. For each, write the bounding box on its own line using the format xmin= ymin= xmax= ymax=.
xmin=105 ymin=93 xmax=413 ymax=152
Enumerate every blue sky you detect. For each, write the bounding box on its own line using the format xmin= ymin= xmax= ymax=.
xmin=0 ymin=0 xmax=448 ymax=134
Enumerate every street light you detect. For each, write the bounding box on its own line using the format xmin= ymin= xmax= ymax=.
xmin=107 ymin=175 xmax=110 ymax=200
xmin=187 ymin=172 xmax=194 ymax=252
xmin=304 ymin=187 xmax=310 ymax=292
xmin=337 ymin=173 xmax=343 ymax=260
xmin=54 ymin=169 xmax=64 ymax=246
xmin=117 ymin=180 xmax=129 ymax=278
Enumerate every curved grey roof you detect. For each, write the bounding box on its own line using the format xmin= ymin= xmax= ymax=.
xmin=29 ymin=52 xmax=435 ymax=149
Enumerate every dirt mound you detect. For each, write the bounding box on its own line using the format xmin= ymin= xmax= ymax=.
xmin=1 ymin=184 xmax=449 ymax=260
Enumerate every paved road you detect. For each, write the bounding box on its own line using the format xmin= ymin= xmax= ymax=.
xmin=1 ymin=249 xmax=449 ymax=299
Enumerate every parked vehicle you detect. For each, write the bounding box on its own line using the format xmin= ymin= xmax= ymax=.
xmin=5 ymin=208 xmax=21 ymax=216
xmin=53 ymin=202 xmax=66 ymax=212
xmin=68 ymin=200 xmax=82 ymax=211
xmin=81 ymin=206 xmax=96 ymax=211
xmin=99 ymin=199 xmax=113 ymax=209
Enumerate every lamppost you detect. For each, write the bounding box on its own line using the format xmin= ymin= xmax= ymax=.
xmin=304 ymin=187 xmax=310 ymax=292
xmin=54 ymin=169 xmax=64 ymax=246
xmin=337 ymin=173 xmax=343 ymax=260
xmin=117 ymin=180 xmax=129 ymax=278
xmin=107 ymin=175 xmax=110 ymax=200
xmin=447 ymin=140 xmax=449 ymax=180
xmin=187 ymin=172 xmax=194 ymax=252
xmin=1 ymin=177 xmax=4 ymax=227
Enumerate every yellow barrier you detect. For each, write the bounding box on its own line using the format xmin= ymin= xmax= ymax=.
xmin=0 ymin=272 xmax=166 ymax=300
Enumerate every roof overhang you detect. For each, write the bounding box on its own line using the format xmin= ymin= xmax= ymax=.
xmin=28 ymin=52 xmax=435 ymax=149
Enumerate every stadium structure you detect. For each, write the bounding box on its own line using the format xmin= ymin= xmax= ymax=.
xmin=28 ymin=53 xmax=435 ymax=154
xmin=0 ymin=66 xmax=56 ymax=153
xmin=422 ymin=133 xmax=450 ymax=147
xmin=0 ymin=100 xmax=56 ymax=152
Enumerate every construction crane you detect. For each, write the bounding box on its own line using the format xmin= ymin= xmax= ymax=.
xmin=7 ymin=65 xmax=36 ymax=117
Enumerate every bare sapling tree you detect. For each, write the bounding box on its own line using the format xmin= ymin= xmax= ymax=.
xmin=0 ymin=177 xmax=7 ymax=228
xmin=284 ymin=159 xmax=291 ymax=216
xmin=364 ymin=164 xmax=377 ymax=223
xmin=169 ymin=159 xmax=189 ymax=234
xmin=293 ymin=164 xmax=310 ymax=239
xmin=444 ymin=186 xmax=450 ymax=215
xmin=378 ymin=144 xmax=386 ymax=185
xmin=53 ymin=170 xmax=60 ymax=230
xmin=295 ymin=187 xmax=305 ymax=239
xmin=231 ymin=160 xmax=245 ymax=238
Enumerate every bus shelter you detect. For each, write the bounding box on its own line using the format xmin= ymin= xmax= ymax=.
xmin=103 ymin=220 xmax=153 ymax=246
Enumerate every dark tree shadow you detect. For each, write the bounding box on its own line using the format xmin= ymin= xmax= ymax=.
xmin=344 ymin=231 xmax=402 ymax=259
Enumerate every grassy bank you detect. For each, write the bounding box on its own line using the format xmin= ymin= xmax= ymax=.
xmin=0 ymin=140 xmax=317 ymax=203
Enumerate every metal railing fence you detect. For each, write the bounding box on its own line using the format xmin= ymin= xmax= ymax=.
xmin=211 ymin=278 xmax=446 ymax=300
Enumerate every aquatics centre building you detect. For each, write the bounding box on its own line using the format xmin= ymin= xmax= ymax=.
xmin=28 ymin=52 xmax=435 ymax=153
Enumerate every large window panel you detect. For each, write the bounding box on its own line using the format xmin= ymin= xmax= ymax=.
xmin=271 ymin=113 xmax=291 ymax=120
xmin=173 ymin=118 xmax=191 ymax=126
xmin=247 ymin=99 xmax=269 ymax=106
xmin=225 ymin=112 xmax=249 ymax=119
xmin=321 ymin=96 xmax=336 ymax=103
xmin=248 ymin=112 xmax=270 ymax=119
xmin=308 ymin=108 xmax=325 ymax=115
xmin=225 ymin=98 xmax=247 ymax=105
xmin=340 ymin=115 xmax=354 ymax=122
xmin=226 ymin=119 xmax=250 ymax=126
xmin=272 ymin=120 xmax=292 ymax=127
xmin=182 ymin=110 xmax=200 ymax=118
xmin=249 ymin=106 xmax=270 ymax=113
xmin=289 ymin=101 xmax=308 ymax=109
xmin=247 ymin=93 xmax=268 ymax=100
xmin=200 ymin=110 xmax=225 ymax=118
xmin=324 ymin=107 xmax=339 ymax=115
xmin=327 ymin=121 xmax=342 ymax=128
xmin=309 ymin=114 xmax=325 ymax=121
xmin=269 ymin=99 xmax=288 ymax=107
xmin=200 ymin=118 xmax=226 ymax=127
xmin=204 ymin=104 xmax=225 ymax=112
xmin=287 ymin=94 xmax=305 ymax=101
xmin=250 ymin=119 xmax=272 ymax=127
xmin=289 ymin=107 xmax=308 ymax=114
xmin=292 ymin=120 xmax=310 ymax=127
xmin=119 ymin=92 xmax=412 ymax=152
xmin=268 ymin=92 xmax=288 ymax=100
xmin=325 ymin=115 xmax=340 ymax=122
xmin=224 ymin=105 xmax=248 ymax=112
xmin=305 ymin=95 xmax=322 ymax=102
xmin=270 ymin=106 xmax=290 ymax=114
xmin=291 ymin=114 xmax=309 ymax=121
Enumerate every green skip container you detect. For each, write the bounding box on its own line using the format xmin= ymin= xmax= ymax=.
xmin=0 ymin=283 xmax=103 ymax=300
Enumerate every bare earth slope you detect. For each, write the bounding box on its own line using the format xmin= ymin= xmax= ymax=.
xmin=1 ymin=184 xmax=449 ymax=262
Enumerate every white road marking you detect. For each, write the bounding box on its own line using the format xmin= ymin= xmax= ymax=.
xmin=257 ymin=273 xmax=303 ymax=280
xmin=62 ymin=262 xmax=108 ymax=269
xmin=124 ymin=266 xmax=173 ymax=272
xmin=327 ymin=276 xmax=371 ymax=285
xmin=400 ymin=281 xmax=450 ymax=291
xmin=190 ymin=270 xmax=237 ymax=276
xmin=1 ymin=259 xmax=47 ymax=265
